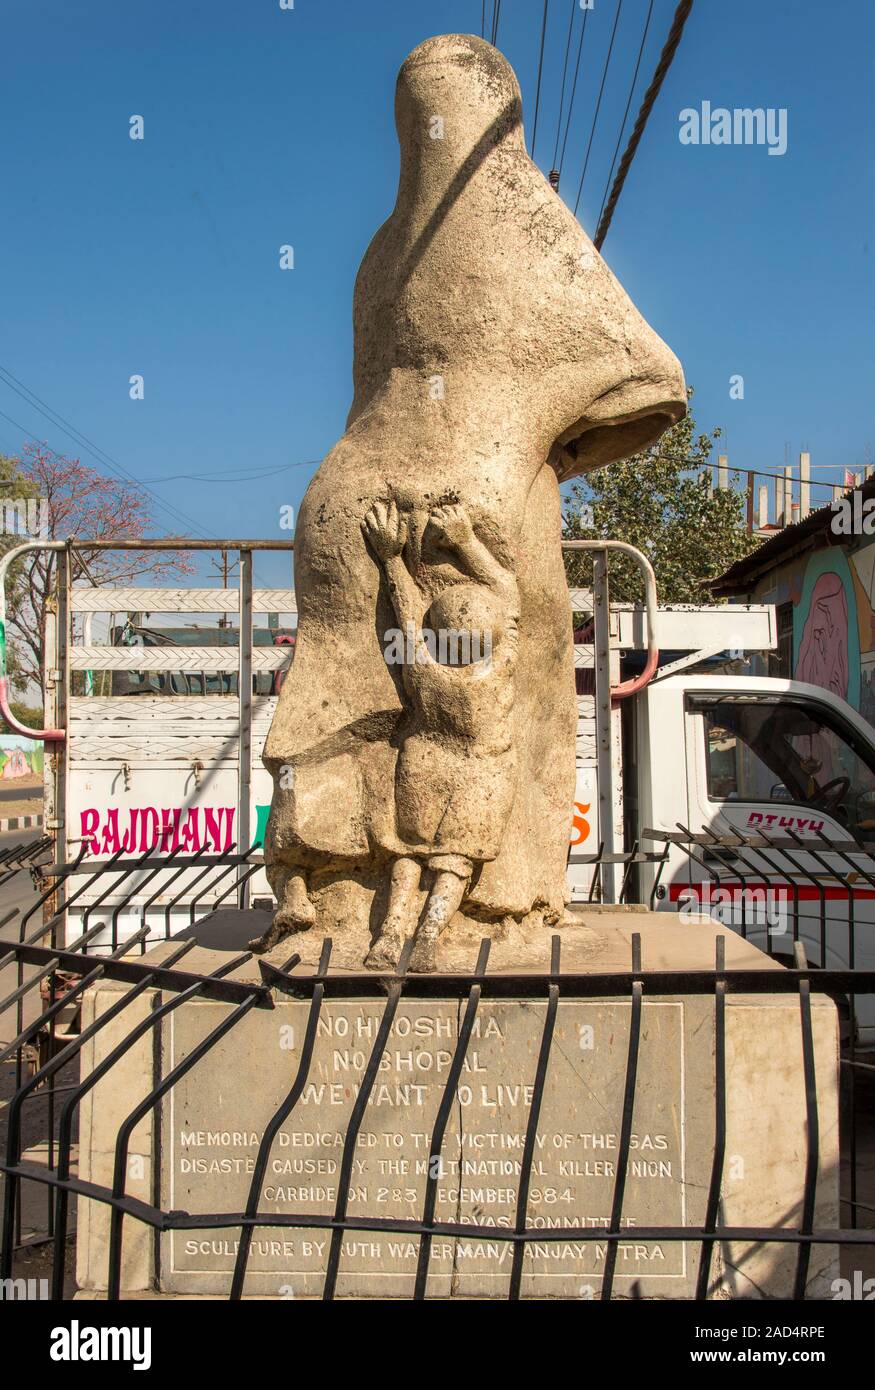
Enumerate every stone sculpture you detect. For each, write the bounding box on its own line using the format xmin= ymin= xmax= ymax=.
xmin=257 ymin=33 xmax=686 ymax=970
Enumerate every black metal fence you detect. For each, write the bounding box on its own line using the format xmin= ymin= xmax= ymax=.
xmin=0 ymin=832 xmax=873 ymax=1300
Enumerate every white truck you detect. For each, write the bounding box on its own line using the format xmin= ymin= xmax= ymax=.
xmin=3 ymin=535 xmax=875 ymax=1037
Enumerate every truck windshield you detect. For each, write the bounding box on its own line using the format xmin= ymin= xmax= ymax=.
xmin=698 ymin=695 xmax=875 ymax=838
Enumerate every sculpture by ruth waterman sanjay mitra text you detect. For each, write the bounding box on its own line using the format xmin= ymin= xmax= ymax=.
xmin=255 ymin=33 xmax=686 ymax=972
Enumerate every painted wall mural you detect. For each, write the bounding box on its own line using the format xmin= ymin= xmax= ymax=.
xmin=0 ymin=735 xmax=43 ymax=780
xmin=794 ymin=549 xmax=859 ymax=706
xmin=751 ymin=540 xmax=875 ymax=716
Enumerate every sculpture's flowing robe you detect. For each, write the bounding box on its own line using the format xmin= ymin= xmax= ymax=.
xmin=264 ymin=34 xmax=686 ymax=922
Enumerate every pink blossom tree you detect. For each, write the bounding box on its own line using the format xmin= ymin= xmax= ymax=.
xmin=1 ymin=442 xmax=194 ymax=700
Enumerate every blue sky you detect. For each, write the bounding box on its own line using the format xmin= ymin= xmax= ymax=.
xmin=1 ymin=0 xmax=873 ymax=587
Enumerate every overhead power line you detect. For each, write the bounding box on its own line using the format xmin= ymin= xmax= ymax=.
xmin=0 ymin=380 xmax=290 ymax=586
xmin=0 ymin=390 xmax=316 ymax=490
xmin=556 ymin=4 xmax=591 ymax=183
xmin=573 ymin=0 xmax=624 ymax=218
xmin=530 ymin=1 xmax=550 ymax=162
xmin=490 ymin=0 xmax=502 ymax=46
xmin=593 ymin=0 xmax=695 ymax=251
xmin=138 ymin=459 xmax=320 ymax=484
xmin=0 ymin=364 xmax=212 ymax=541
xmin=0 ymin=368 xmax=287 ymax=587
xmin=550 ymin=0 xmax=578 ymax=175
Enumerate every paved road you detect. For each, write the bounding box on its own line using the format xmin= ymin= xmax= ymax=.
xmin=0 ymin=784 xmax=42 ymax=804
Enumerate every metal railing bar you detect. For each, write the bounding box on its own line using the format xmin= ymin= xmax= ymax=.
xmin=0 ymin=924 xmax=151 ymax=1066
xmin=82 ymin=844 xmax=163 ymax=942
xmin=105 ymin=845 xmax=185 ymax=949
xmin=48 ymin=943 xmax=240 ymax=1296
xmin=106 ymin=978 xmax=265 ymax=1297
xmin=695 ymin=935 xmax=726 ymax=1299
xmin=574 ymin=849 xmax=667 ymax=867
xmin=1 ymin=941 xmax=272 ymax=1007
xmin=229 ymin=939 xmax=330 ymax=1300
xmin=509 ymin=934 xmax=560 ymax=1300
xmin=618 ymin=839 xmax=640 ymax=902
xmin=840 ymin=1197 xmax=875 ymax=1215
xmin=0 ymin=936 xmax=202 ymax=1277
xmin=16 ymin=843 xmax=92 ymax=944
xmin=705 ymin=818 xmax=787 ymax=946
xmin=187 ymin=857 xmax=251 ymax=928
xmin=135 ymin=854 xmax=200 ymax=938
xmin=809 ymin=828 xmax=862 ymax=1230
xmin=648 ymin=843 xmax=671 ymax=909
xmin=42 ymin=849 xmax=262 ymax=878
xmin=8 ymin=1157 xmax=875 ymax=1250
xmin=187 ymin=855 xmax=262 ymax=932
xmin=414 ymin=937 xmax=490 ymax=1301
xmin=726 ymin=825 xmax=802 ymax=952
xmin=780 ymin=828 xmax=830 ymax=967
xmin=793 ymin=940 xmax=820 ymax=1301
xmin=642 ymin=828 xmax=875 ymax=855
xmin=4 ymin=941 xmax=872 ymax=1000
xmin=162 ymin=849 xmax=241 ymax=938
xmin=322 ymin=940 xmax=413 ymax=1300
xmin=658 ymin=826 xmax=859 ymax=942
xmin=601 ymin=932 xmax=643 ymax=1301
xmin=2 ymin=931 xmax=188 ymax=1273
xmin=0 ymin=919 xmax=111 ymax=1026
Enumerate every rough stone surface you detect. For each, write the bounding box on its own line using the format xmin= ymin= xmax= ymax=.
xmin=260 ymin=33 xmax=686 ymax=965
xmin=76 ymin=921 xmax=839 ymax=1299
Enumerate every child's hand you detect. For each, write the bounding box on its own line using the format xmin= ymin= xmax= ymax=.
xmin=429 ymin=501 xmax=474 ymax=549
xmin=362 ymin=499 xmax=408 ymax=560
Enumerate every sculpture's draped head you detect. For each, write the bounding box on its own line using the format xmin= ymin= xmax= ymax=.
xmin=349 ymin=33 xmax=687 ymax=480
xmin=394 ymin=31 xmax=524 ymax=171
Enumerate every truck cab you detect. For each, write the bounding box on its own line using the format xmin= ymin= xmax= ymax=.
xmin=635 ymin=673 xmax=875 ymax=1037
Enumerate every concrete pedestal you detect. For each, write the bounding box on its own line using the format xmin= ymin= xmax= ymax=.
xmin=76 ymin=915 xmax=840 ymax=1299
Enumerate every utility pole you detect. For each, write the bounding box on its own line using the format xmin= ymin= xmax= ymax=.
xmin=799 ymin=451 xmax=810 ymax=520
xmin=209 ymin=549 xmax=240 ymax=629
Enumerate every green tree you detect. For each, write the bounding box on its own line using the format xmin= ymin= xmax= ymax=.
xmin=562 ymin=393 xmax=757 ymax=604
xmin=6 ymin=699 xmax=45 ymax=728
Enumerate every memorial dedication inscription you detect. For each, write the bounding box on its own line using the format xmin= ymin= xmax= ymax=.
xmin=163 ymin=998 xmax=688 ymax=1297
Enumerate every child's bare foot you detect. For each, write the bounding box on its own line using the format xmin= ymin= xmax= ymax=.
xmin=248 ymin=906 xmax=313 ymax=953
xmin=408 ymin=926 xmax=438 ymax=974
xmin=250 ymin=870 xmax=315 ymax=952
xmin=364 ymin=930 xmax=404 ymax=971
